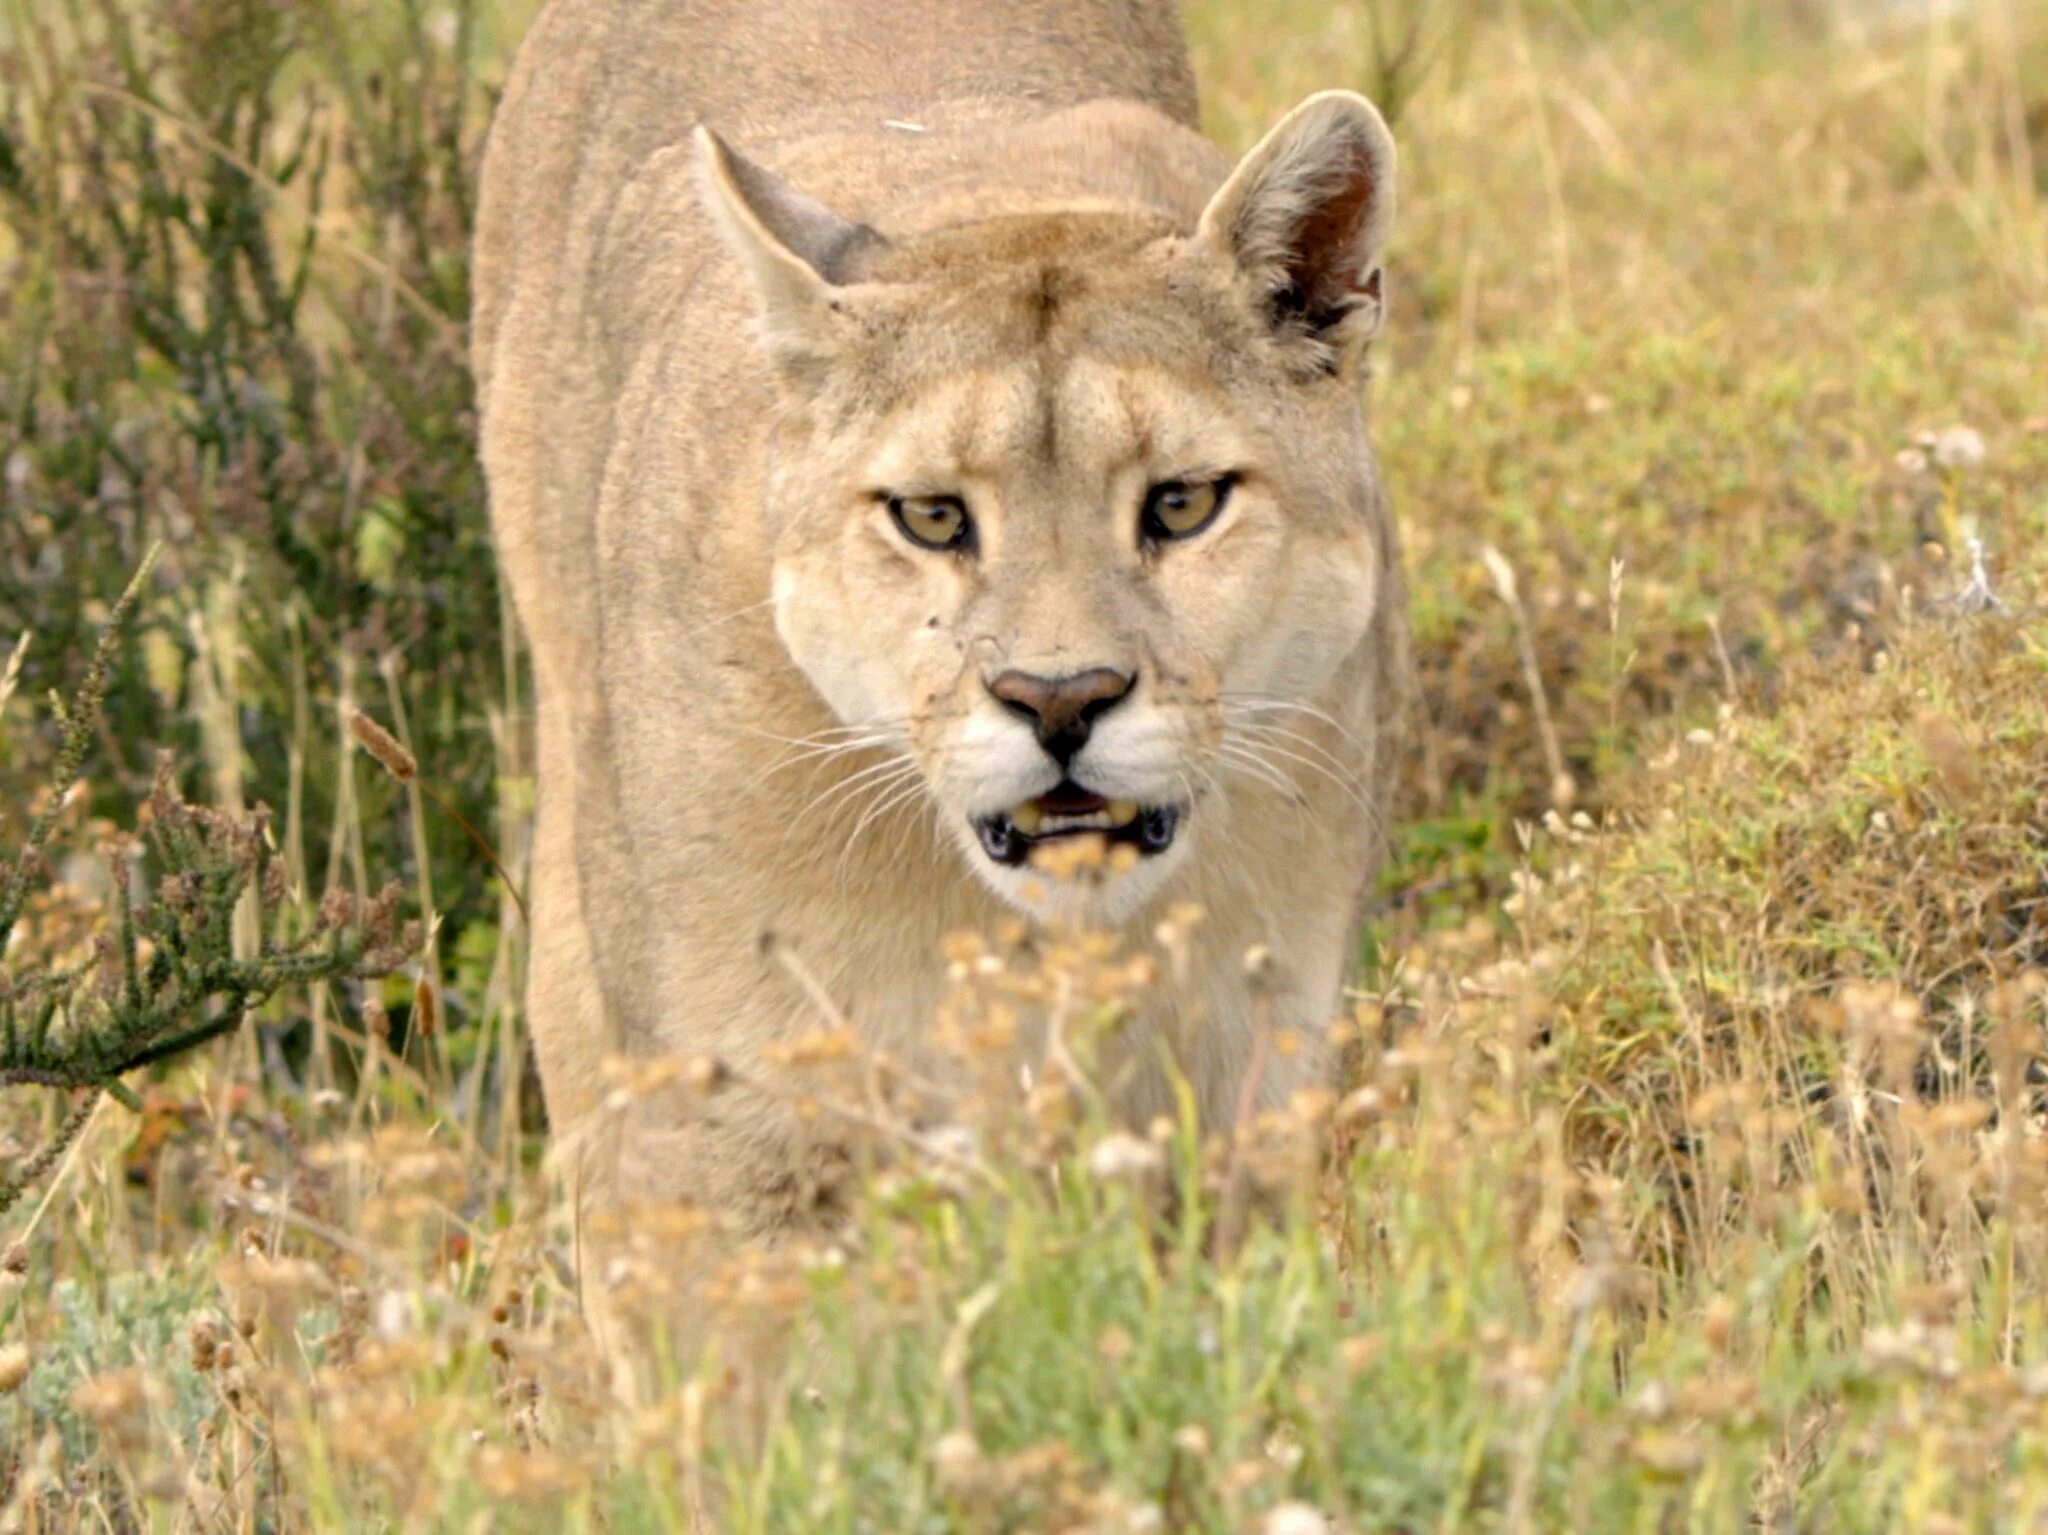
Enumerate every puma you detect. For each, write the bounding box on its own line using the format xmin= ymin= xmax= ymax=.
xmin=473 ymin=0 xmax=1405 ymax=1263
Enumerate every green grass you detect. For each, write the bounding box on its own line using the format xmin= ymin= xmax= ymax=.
xmin=3 ymin=0 xmax=2048 ymax=1529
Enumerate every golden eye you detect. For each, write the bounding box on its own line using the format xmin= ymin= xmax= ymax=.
xmin=887 ymin=494 xmax=974 ymax=552
xmin=1141 ymin=477 xmax=1232 ymax=543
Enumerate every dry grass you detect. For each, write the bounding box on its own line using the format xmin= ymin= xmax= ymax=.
xmin=3 ymin=0 xmax=2047 ymax=1530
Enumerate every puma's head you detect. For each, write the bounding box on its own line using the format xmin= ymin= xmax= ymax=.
xmin=700 ymin=94 xmax=1396 ymax=922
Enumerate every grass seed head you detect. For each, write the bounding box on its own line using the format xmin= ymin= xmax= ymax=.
xmin=0 ymin=1341 xmax=30 ymax=1394
xmin=348 ymin=710 xmax=418 ymax=782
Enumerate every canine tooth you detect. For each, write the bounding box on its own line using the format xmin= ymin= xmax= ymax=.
xmin=1106 ymin=800 xmax=1139 ymax=828
xmin=1012 ymin=802 xmax=1044 ymax=835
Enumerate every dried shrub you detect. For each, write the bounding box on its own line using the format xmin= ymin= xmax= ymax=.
xmin=1 ymin=558 xmax=415 ymax=1219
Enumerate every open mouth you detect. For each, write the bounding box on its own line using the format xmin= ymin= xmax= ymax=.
xmin=972 ymin=780 xmax=1183 ymax=868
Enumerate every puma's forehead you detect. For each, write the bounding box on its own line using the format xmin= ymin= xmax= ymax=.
xmin=858 ymin=209 xmax=1180 ymax=285
xmin=813 ymin=213 xmax=1272 ymax=426
xmin=859 ymin=356 xmax=1246 ymax=492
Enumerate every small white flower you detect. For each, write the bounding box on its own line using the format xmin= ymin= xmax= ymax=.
xmin=923 ymin=1124 xmax=980 ymax=1165
xmin=1087 ymin=1132 xmax=1163 ymax=1182
xmin=930 ymin=1430 xmax=988 ymax=1493
xmin=1933 ymin=425 xmax=1986 ymax=470
xmin=1335 ymin=1086 xmax=1386 ymax=1127
xmin=1632 ymin=1380 xmax=1673 ymax=1421
xmin=1893 ymin=447 xmax=1929 ymax=475
xmin=1263 ymin=1502 xmax=1331 ymax=1535
xmin=1952 ymin=536 xmax=2005 ymax=615
xmin=373 ymin=1289 xmax=416 ymax=1342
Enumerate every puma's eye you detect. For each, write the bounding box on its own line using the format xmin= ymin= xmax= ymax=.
xmin=1140 ymin=476 xmax=1233 ymax=544
xmin=887 ymin=494 xmax=975 ymax=553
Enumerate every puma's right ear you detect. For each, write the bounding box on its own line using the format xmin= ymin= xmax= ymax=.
xmin=694 ymin=126 xmax=888 ymax=373
xmin=1197 ymin=91 xmax=1396 ymax=375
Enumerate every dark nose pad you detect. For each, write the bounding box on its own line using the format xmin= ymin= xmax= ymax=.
xmin=988 ymin=667 xmax=1134 ymax=765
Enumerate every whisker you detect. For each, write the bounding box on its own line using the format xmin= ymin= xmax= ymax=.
xmin=885 ymin=771 xmax=954 ymax=873
xmin=1213 ymin=743 xmax=1301 ymax=804
xmin=789 ymin=756 xmax=922 ymax=834
xmin=1221 ymin=695 xmax=1373 ymax=753
xmin=1225 ymin=731 xmax=1392 ymax=844
xmin=815 ymin=761 xmax=923 ymax=872
xmin=837 ymin=775 xmax=932 ymax=884
xmin=756 ymin=736 xmax=902 ymax=785
xmin=741 ymin=725 xmax=907 ymax=749
xmin=1212 ymin=745 xmax=1319 ymax=842
xmin=1227 ymin=719 xmax=1371 ymax=792
xmin=735 ymin=717 xmax=909 ymax=755
xmin=733 ymin=715 xmax=912 ymax=787
xmin=1227 ymin=714 xmax=1369 ymax=781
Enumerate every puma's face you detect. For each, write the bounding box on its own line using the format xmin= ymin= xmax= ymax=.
xmin=704 ymin=94 xmax=1395 ymax=923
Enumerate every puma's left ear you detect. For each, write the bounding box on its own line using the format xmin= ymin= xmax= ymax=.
xmin=694 ymin=126 xmax=888 ymax=375
xmin=1197 ymin=91 xmax=1396 ymax=373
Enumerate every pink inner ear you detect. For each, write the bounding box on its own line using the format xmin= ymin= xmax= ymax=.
xmin=1293 ymin=139 xmax=1379 ymax=314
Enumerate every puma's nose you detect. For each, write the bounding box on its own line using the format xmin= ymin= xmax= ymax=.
xmin=988 ymin=667 xmax=1134 ymax=763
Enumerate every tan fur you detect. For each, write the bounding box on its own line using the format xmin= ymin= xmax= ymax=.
xmin=474 ymin=0 xmax=1406 ymax=1286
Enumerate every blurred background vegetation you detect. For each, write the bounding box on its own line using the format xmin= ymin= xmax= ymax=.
xmin=1 ymin=0 xmax=2046 ymax=1527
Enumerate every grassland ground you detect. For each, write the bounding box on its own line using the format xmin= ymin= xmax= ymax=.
xmin=2 ymin=0 xmax=2046 ymax=1529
